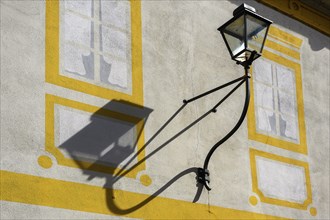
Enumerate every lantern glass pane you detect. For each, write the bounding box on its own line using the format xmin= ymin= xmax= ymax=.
xmin=222 ymin=15 xmax=245 ymax=56
xmin=246 ymin=14 xmax=268 ymax=53
xmin=223 ymin=32 xmax=245 ymax=56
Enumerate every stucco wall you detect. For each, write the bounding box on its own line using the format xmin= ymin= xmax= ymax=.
xmin=1 ymin=0 xmax=329 ymax=219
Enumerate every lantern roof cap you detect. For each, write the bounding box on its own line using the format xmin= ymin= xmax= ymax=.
xmin=233 ymin=3 xmax=256 ymax=16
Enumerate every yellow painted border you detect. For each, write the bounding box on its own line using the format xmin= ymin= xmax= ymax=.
xmin=264 ymin=39 xmax=300 ymax=61
xmin=249 ymin=148 xmax=312 ymax=210
xmin=247 ymin=49 xmax=307 ymax=154
xmin=249 ymin=26 xmax=301 ymax=60
xmin=1 ymin=170 xmax=289 ymax=219
xmin=45 ymin=94 xmax=146 ymax=179
xmin=45 ymin=0 xmax=143 ymax=105
xmin=268 ymin=26 xmax=303 ymax=49
xmin=257 ymin=0 xmax=330 ymax=36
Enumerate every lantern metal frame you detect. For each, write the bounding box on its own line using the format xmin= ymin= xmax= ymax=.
xmin=218 ymin=3 xmax=272 ymax=66
xmin=183 ymin=4 xmax=272 ymax=191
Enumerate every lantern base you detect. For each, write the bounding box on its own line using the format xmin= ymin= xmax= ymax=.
xmin=236 ymin=50 xmax=258 ymax=69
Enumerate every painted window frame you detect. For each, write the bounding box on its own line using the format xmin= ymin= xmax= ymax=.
xmin=247 ymin=27 xmax=307 ymax=154
xmin=45 ymin=0 xmax=143 ymax=105
xmin=253 ymin=58 xmax=300 ymax=143
xmin=249 ymin=148 xmax=312 ymax=210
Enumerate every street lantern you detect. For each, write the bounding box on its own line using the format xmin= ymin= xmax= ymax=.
xmin=183 ymin=4 xmax=272 ymax=192
xmin=218 ymin=4 xmax=272 ymax=66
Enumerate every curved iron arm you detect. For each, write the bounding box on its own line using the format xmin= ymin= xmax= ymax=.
xmin=201 ymin=68 xmax=251 ymax=191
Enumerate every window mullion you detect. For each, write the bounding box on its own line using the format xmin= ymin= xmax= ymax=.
xmin=94 ymin=0 xmax=101 ymax=83
xmin=272 ymin=64 xmax=280 ymax=136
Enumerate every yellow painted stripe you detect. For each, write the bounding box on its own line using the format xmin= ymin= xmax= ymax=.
xmin=1 ymin=170 xmax=289 ymax=219
xmin=265 ymin=39 xmax=300 ymax=60
xmin=268 ymin=26 xmax=303 ymax=49
xmin=130 ymin=0 xmax=144 ymax=104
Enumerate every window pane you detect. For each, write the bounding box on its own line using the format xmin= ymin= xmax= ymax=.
xmin=276 ymin=65 xmax=295 ymax=93
xmin=65 ymin=0 xmax=92 ymax=18
xmin=255 ymin=83 xmax=274 ymax=110
xmin=64 ymin=44 xmax=94 ymax=79
xmin=64 ymin=13 xmax=92 ymax=48
xmin=256 ymin=157 xmax=306 ymax=202
xmin=100 ymin=0 xmax=130 ymax=30
xmin=278 ymin=91 xmax=296 ymax=117
xmin=101 ymin=25 xmax=129 ymax=60
xmin=253 ymin=58 xmax=273 ymax=85
xmin=100 ymin=55 xmax=128 ymax=88
xmin=279 ymin=114 xmax=299 ymax=141
xmin=257 ymin=107 xmax=277 ymax=134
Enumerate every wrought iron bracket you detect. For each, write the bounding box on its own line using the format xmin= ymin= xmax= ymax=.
xmin=197 ymin=168 xmax=211 ymax=191
xmin=183 ymin=67 xmax=251 ymax=192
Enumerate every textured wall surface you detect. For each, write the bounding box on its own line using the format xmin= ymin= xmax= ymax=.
xmin=1 ymin=0 xmax=329 ymax=219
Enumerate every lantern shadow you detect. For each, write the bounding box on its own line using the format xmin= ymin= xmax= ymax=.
xmin=59 ymin=100 xmax=152 ymax=176
xmin=58 ymin=100 xmax=203 ymax=215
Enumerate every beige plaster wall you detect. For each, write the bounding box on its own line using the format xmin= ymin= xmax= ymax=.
xmin=1 ymin=0 xmax=329 ymax=219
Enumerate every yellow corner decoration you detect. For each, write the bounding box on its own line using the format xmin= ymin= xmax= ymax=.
xmin=249 ymin=148 xmax=313 ymax=210
xmin=249 ymin=196 xmax=259 ymax=206
xmin=45 ymin=0 xmax=143 ymax=105
xmin=37 ymin=155 xmax=53 ymax=169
